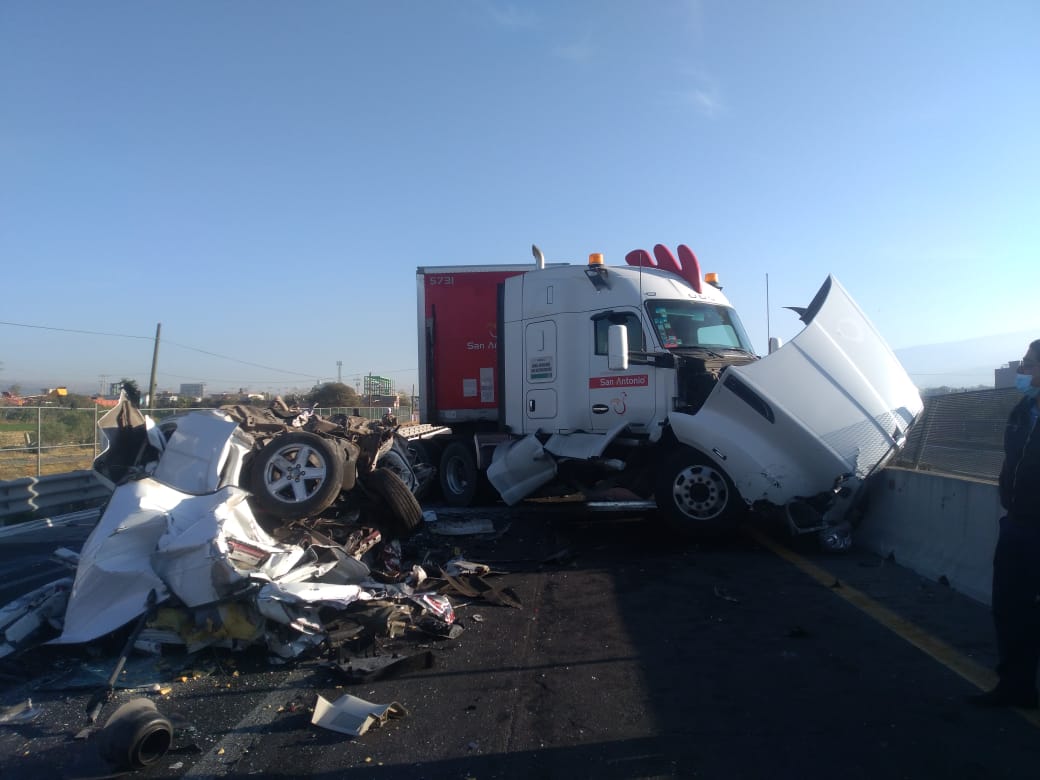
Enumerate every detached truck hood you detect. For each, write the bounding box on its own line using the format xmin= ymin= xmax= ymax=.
xmin=668 ymin=276 xmax=923 ymax=506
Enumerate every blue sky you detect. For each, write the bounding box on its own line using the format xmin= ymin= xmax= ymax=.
xmin=1 ymin=1 xmax=1037 ymax=397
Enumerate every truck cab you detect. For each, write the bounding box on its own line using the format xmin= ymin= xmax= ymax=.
xmin=500 ymin=253 xmax=755 ymax=439
xmin=417 ymin=245 xmax=922 ymax=547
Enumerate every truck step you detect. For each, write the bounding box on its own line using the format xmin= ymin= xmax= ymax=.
xmin=398 ymin=424 xmax=452 ymax=440
xmin=585 ymin=500 xmax=658 ymax=513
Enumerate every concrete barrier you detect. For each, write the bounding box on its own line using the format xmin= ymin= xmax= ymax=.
xmin=858 ymin=467 xmax=1000 ymax=606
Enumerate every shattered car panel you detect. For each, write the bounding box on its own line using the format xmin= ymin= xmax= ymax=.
xmin=151 ymin=412 xmax=252 ymax=495
xmin=669 ymin=276 xmax=923 ymax=508
xmin=44 ymin=397 xmax=430 ymax=649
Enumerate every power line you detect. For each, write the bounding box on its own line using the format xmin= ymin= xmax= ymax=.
xmin=162 ymin=340 xmax=319 ymax=379
xmin=0 ymin=320 xmax=152 ymax=341
xmin=0 ymin=319 xmax=417 ymax=386
xmin=1 ymin=319 xmax=321 ymax=380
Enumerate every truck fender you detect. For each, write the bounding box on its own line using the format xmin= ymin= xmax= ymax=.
xmin=486 ymin=435 xmax=557 ymax=506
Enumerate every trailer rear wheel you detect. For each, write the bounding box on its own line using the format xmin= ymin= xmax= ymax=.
xmin=655 ymin=447 xmax=744 ymax=537
xmin=439 ymin=441 xmax=481 ymax=507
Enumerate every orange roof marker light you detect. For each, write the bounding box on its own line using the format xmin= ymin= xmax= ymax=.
xmin=705 ymin=272 xmax=722 ymax=290
xmin=584 ymin=252 xmax=609 ymax=290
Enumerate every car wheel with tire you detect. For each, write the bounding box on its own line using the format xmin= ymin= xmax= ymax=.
xmin=362 ymin=467 xmax=423 ymax=539
xmin=247 ymin=431 xmax=345 ymax=520
xmin=655 ymin=447 xmax=744 ymax=536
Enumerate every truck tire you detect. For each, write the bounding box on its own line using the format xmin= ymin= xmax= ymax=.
xmin=362 ymin=467 xmax=423 ymax=539
xmin=655 ymin=447 xmax=744 ymax=537
xmin=247 ymin=431 xmax=345 ymax=520
xmin=439 ymin=440 xmax=481 ymax=507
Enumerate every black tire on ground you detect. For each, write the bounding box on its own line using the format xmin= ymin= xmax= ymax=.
xmin=439 ymin=440 xmax=481 ymax=507
xmin=247 ymin=431 xmax=345 ymax=520
xmin=97 ymin=698 xmax=173 ymax=771
xmin=362 ymin=467 xmax=424 ymax=539
xmin=655 ymin=446 xmax=744 ymax=537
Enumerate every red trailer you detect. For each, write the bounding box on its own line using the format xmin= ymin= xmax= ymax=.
xmin=416 ymin=265 xmax=533 ymax=425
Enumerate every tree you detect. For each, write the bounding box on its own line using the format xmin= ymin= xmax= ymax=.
xmin=306 ymin=382 xmax=360 ymax=409
xmin=65 ymin=392 xmax=93 ymax=409
xmin=119 ymin=378 xmax=142 ymax=407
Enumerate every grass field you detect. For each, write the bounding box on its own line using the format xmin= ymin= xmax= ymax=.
xmin=0 ymin=446 xmax=95 ymax=481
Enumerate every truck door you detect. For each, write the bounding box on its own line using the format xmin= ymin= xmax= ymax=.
xmin=524 ymin=319 xmax=558 ymax=430
xmin=588 ymin=310 xmax=655 ymax=433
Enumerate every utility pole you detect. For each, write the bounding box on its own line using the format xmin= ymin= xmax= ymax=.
xmin=337 ymin=361 xmax=342 ymax=384
xmin=147 ymin=323 xmax=161 ymax=410
xmin=766 ymin=273 xmax=771 ymax=347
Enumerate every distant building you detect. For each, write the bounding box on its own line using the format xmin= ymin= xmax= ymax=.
xmin=363 ymin=375 xmax=395 ymax=407
xmin=995 ymin=361 xmax=1020 ymax=389
xmin=180 ymin=383 xmax=206 ymax=399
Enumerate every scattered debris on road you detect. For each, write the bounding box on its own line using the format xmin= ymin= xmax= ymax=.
xmin=311 ymin=693 xmax=408 ymax=737
xmin=0 ymin=395 xmax=525 ymax=768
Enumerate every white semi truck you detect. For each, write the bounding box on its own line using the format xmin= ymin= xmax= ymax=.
xmin=415 ymin=244 xmax=922 ymax=546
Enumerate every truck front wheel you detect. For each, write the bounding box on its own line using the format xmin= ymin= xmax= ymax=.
xmin=439 ymin=441 xmax=480 ymax=507
xmin=655 ymin=448 xmax=744 ymax=536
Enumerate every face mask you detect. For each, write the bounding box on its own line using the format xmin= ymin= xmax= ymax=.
xmin=1015 ymin=373 xmax=1039 ymax=398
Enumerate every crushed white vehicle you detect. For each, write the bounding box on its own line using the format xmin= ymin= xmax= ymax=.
xmin=1 ymin=398 xmax=464 ymax=661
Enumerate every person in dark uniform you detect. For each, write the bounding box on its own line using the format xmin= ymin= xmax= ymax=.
xmin=970 ymin=339 xmax=1040 ymax=708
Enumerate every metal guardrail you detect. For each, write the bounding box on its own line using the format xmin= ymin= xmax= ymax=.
xmin=0 ymin=470 xmax=112 ymax=526
xmin=0 ymin=507 xmax=102 ymax=539
xmin=891 ymin=387 xmax=1019 ymax=483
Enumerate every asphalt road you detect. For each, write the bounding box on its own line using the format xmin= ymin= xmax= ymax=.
xmin=1 ymin=503 xmax=1037 ymax=780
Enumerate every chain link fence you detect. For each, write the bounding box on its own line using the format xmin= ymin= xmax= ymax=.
xmin=0 ymin=404 xmax=416 ymax=480
xmin=891 ymin=387 xmax=1020 ymax=483
xmin=4 ymin=390 xmax=1014 ymax=484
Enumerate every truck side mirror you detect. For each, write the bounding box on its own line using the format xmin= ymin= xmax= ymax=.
xmin=608 ymin=324 xmax=629 ymax=370
xmin=768 ymin=336 xmax=783 ymax=354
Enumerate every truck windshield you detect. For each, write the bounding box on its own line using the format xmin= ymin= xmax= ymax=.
xmin=646 ymin=301 xmax=755 ymax=353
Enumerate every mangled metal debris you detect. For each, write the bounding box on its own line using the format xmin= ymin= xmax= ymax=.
xmin=28 ymin=394 xmax=469 ymax=661
xmin=0 ymin=577 xmax=71 ymax=659
xmin=330 ymin=650 xmax=435 ymax=684
xmin=311 ymin=693 xmax=408 ymax=737
xmin=0 ymin=699 xmax=43 ymax=726
xmin=0 ymin=393 xmax=531 ymax=762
